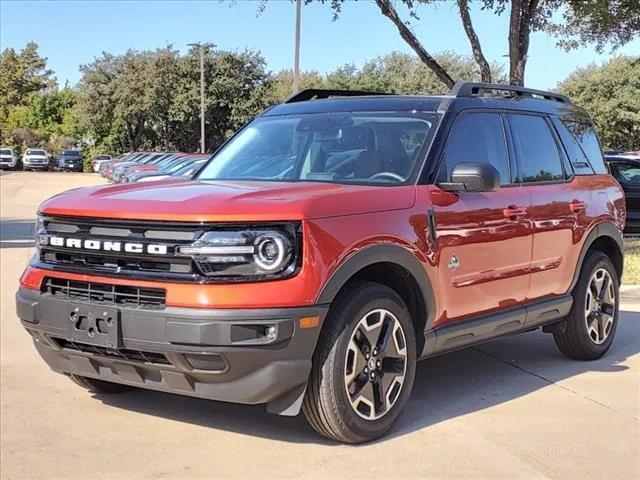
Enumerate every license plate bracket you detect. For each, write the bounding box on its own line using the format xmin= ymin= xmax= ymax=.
xmin=66 ymin=304 xmax=121 ymax=348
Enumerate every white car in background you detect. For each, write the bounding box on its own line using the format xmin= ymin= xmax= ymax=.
xmin=0 ymin=148 xmax=18 ymax=170
xmin=22 ymin=148 xmax=50 ymax=171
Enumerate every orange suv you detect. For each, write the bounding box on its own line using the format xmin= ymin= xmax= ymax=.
xmin=17 ymin=83 xmax=625 ymax=443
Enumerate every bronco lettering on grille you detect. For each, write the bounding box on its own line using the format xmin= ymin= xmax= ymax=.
xmin=43 ymin=235 xmax=168 ymax=255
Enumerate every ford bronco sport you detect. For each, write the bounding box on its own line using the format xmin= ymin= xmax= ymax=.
xmin=16 ymin=83 xmax=625 ymax=443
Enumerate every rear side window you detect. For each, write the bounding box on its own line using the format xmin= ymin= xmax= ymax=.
xmin=509 ymin=114 xmax=564 ymax=183
xmin=439 ymin=112 xmax=511 ymax=185
xmin=561 ymin=121 xmax=607 ymax=174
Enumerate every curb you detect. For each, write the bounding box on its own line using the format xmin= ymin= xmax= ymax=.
xmin=620 ymin=285 xmax=640 ymax=300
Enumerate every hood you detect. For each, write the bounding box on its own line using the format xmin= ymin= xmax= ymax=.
xmin=39 ymin=179 xmax=416 ymax=222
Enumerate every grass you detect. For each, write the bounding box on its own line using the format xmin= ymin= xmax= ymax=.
xmin=623 ymin=237 xmax=640 ymax=285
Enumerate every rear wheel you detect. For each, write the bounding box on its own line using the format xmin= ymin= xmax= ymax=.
xmin=302 ymin=281 xmax=416 ymax=443
xmin=67 ymin=374 xmax=133 ymax=394
xmin=554 ymin=251 xmax=619 ymax=360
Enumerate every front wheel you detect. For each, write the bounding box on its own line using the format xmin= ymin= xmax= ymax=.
xmin=302 ymin=281 xmax=417 ymax=443
xmin=554 ymin=251 xmax=619 ymax=360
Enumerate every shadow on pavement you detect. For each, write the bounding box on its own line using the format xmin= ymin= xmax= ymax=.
xmin=0 ymin=218 xmax=35 ymax=249
xmin=94 ymin=309 xmax=639 ymax=445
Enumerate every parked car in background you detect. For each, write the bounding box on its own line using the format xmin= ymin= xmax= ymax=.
xmin=117 ymin=153 xmax=183 ymax=182
xmin=131 ymin=155 xmax=209 ymax=182
xmin=0 ymin=147 xmax=18 ymax=170
xmin=99 ymin=152 xmax=142 ymax=177
xmin=606 ymin=153 xmax=640 ymax=234
xmin=54 ymin=150 xmax=84 ymax=172
xmin=110 ymin=152 xmax=173 ymax=182
xmin=91 ymin=154 xmax=113 ymax=172
xmin=22 ymin=148 xmax=50 ymax=171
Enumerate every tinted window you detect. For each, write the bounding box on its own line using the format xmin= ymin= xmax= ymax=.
xmin=609 ymin=161 xmax=640 ymax=185
xmin=0 ymin=149 xmax=11 ymax=155
xmin=510 ymin=114 xmax=564 ymax=183
xmin=27 ymin=149 xmax=46 ymax=156
xmin=551 ymin=117 xmax=593 ymax=175
xmin=440 ymin=112 xmax=510 ymax=185
xmin=197 ymin=113 xmax=437 ymax=185
xmin=562 ymin=121 xmax=607 ymax=174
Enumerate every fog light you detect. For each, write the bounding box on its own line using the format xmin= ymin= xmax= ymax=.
xmin=265 ymin=326 xmax=277 ymax=339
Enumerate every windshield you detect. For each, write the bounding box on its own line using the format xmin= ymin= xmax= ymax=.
xmin=196 ymin=112 xmax=439 ymax=185
xmin=27 ymin=149 xmax=46 ymax=156
xmin=62 ymin=150 xmax=81 ymax=157
xmin=0 ymin=149 xmax=11 ymax=155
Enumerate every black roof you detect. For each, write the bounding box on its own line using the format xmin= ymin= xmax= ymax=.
xmin=263 ymin=82 xmax=584 ymax=118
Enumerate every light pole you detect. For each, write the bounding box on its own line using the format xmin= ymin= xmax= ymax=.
xmin=293 ymin=0 xmax=301 ymax=93
xmin=188 ymin=42 xmax=214 ymax=153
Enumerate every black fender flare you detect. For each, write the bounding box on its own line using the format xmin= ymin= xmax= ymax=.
xmin=316 ymin=244 xmax=436 ymax=331
xmin=569 ymin=221 xmax=624 ymax=292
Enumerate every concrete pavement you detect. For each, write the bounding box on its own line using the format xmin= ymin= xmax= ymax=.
xmin=1 ymin=171 xmax=639 ymax=479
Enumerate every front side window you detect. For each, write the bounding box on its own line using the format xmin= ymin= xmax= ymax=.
xmin=196 ymin=112 xmax=438 ymax=185
xmin=509 ymin=114 xmax=564 ymax=183
xmin=439 ymin=112 xmax=511 ymax=185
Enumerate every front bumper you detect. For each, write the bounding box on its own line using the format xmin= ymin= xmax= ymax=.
xmin=58 ymin=164 xmax=83 ymax=172
xmin=16 ymin=286 xmax=328 ymax=413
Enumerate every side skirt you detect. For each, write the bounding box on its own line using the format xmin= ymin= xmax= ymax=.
xmin=420 ymin=294 xmax=572 ymax=359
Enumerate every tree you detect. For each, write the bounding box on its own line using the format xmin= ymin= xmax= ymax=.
xmin=268 ymin=0 xmax=638 ymax=88
xmin=548 ymin=0 xmax=640 ymax=54
xmin=557 ymin=56 xmax=640 ymax=151
xmin=0 ymin=42 xmax=55 ymax=123
xmin=266 ymin=51 xmax=504 ymax=102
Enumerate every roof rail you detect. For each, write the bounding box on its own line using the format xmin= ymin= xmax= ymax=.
xmin=450 ymin=82 xmax=570 ymax=104
xmin=284 ymin=88 xmax=391 ymax=104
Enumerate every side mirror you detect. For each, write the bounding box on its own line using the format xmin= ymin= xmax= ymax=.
xmin=440 ymin=163 xmax=500 ymax=192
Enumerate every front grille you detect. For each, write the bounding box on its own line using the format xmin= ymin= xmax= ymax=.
xmin=54 ymin=338 xmax=171 ymax=365
xmin=43 ymin=277 xmax=166 ymax=309
xmin=37 ymin=216 xmax=203 ymax=281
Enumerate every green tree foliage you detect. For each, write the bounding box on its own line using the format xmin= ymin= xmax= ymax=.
xmin=557 ymin=56 xmax=640 ymax=151
xmin=548 ymin=0 xmax=640 ymax=54
xmin=75 ymin=46 xmax=270 ymax=152
xmin=266 ymin=0 xmax=638 ymax=87
xmin=267 ymin=51 xmax=504 ymax=103
xmin=0 ymin=42 xmax=55 ymax=122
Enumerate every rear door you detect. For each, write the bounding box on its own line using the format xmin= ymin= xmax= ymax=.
xmin=507 ymin=113 xmax=584 ymax=300
xmin=430 ymin=111 xmax=532 ymax=325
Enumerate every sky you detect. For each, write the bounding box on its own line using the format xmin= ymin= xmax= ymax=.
xmin=1 ymin=0 xmax=638 ymax=90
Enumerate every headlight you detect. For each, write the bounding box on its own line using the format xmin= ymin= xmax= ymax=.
xmin=34 ymin=215 xmax=44 ymax=246
xmin=177 ymin=224 xmax=301 ymax=281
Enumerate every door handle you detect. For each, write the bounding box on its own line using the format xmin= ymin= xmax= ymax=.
xmin=503 ymin=205 xmax=527 ymax=219
xmin=570 ymin=200 xmax=586 ymax=213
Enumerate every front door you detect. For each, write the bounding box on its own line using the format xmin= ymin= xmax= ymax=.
xmin=430 ymin=111 xmax=532 ymax=326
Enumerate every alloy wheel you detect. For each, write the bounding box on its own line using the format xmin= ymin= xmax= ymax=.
xmin=584 ymin=268 xmax=616 ymax=345
xmin=344 ymin=309 xmax=407 ymax=420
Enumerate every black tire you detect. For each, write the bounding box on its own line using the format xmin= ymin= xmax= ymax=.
xmin=554 ymin=251 xmax=620 ymax=360
xmin=302 ymin=281 xmax=417 ymax=443
xmin=67 ymin=374 xmax=133 ymax=394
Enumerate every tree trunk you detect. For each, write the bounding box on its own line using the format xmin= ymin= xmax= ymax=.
xmin=508 ymin=0 xmax=539 ymax=86
xmin=457 ymin=0 xmax=492 ymax=83
xmin=374 ymin=0 xmax=456 ymax=89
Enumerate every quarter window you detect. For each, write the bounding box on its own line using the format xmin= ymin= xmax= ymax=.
xmin=440 ymin=112 xmax=511 ymax=185
xmin=510 ymin=114 xmax=564 ymax=183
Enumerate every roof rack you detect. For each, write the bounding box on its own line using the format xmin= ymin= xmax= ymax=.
xmin=450 ymin=82 xmax=570 ymax=104
xmin=284 ymin=88 xmax=391 ymax=104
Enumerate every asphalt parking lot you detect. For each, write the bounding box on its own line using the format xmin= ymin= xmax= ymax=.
xmin=1 ymin=171 xmax=639 ymax=479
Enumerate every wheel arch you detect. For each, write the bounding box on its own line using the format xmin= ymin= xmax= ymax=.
xmin=316 ymin=244 xmax=435 ymax=356
xmin=570 ymin=222 xmax=624 ymax=292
